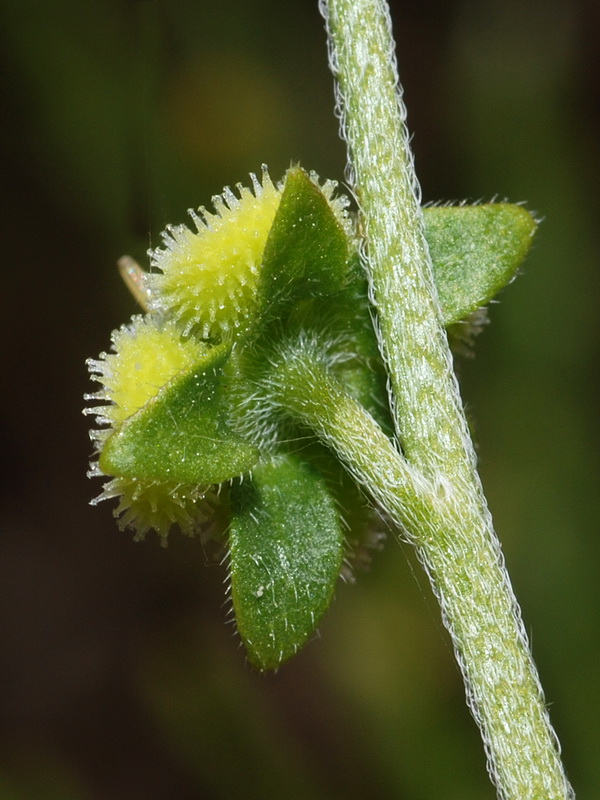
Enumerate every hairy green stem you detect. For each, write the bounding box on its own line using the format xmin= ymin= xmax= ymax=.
xmin=270 ymin=348 xmax=439 ymax=533
xmin=321 ymin=0 xmax=471 ymax=478
xmin=319 ymin=0 xmax=574 ymax=797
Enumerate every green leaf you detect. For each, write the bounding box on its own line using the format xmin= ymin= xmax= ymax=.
xmin=99 ymin=344 xmax=259 ymax=485
xmin=229 ymin=453 xmax=344 ymax=670
xmin=255 ymin=167 xmax=352 ymax=327
xmin=424 ymin=203 xmax=537 ymax=325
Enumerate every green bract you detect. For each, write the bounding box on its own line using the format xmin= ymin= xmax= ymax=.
xmin=99 ymin=344 xmax=259 ymax=485
xmin=229 ymin=454 xmax=344 ymax=670
xmin=424 ymin=203 xmax=537 ymax=325
xmin=255 ymin=167 xmax=352 ymax=328
xmin=86 ymin=165 xmax=537 ymax=669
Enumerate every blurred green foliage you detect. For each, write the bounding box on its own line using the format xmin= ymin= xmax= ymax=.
xmin=0 ymin=0 xmax=598 ymax=797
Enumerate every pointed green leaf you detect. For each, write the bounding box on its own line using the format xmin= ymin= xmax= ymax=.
xmin=256 ymin=167 xmax=352 ymax=326
xmin=424 ymin=203 xmax=537 ymax=325
xmin=229 ymin=453 xmax=344 ymax=670
xmin=99 ymin=344 xmax=259 ymax=485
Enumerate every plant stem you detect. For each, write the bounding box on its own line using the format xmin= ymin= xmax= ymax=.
xmin=270 ymin=347 xmax=439 ymax=532
xmin=318 ymin=0 xmax=574 ymax=797
xmin=321 ymin=0 xmax=471 ymax=479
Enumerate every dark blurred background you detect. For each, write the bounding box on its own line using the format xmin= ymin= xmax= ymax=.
xmin=0 ymin=0 xmax=598 ymax=797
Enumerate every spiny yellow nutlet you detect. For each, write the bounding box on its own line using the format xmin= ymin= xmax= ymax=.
xmin=148 ymin=166 xmax=282 ymax=339
xmin=85 ymin=314 xmax=207 ymax=427
xmin=90 ymin=473 xmax=216 ymax=545
xmin=85 ymin=314 xmax=214 ymax=542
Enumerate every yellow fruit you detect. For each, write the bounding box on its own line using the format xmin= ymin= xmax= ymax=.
xmin=85 ymin=314 xmax=213 ymax=541
xmin=148 ymin=167 xmax=282 ymax=339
